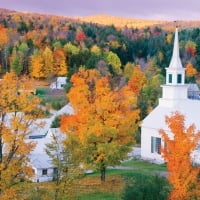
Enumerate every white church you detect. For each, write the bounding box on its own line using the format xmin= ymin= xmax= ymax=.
xmin=141 ymin=28 xmax=200 ymax=164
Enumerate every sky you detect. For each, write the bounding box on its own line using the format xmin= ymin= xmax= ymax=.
xmin=0 ymin=0 xmax=200 ymax=21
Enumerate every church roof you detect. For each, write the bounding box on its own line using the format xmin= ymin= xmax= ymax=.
xmin=142 ymin=99 xmax=200 ymax=131
xmin=168 ymin=28 xmax=183 ymax=69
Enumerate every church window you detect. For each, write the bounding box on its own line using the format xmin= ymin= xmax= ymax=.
xmin=168 ymin=74 xmax=172 ymax=83
xmin=177 ymin=74 xmax=182 ymax=84
xmin=151 ymin=137 xmax=161 ymax=154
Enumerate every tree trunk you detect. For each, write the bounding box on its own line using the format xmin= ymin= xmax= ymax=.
xmin=100 ymin=164 xmax=106 ymax=182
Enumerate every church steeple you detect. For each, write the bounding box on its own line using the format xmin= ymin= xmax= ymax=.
xmin=168 ymin=28 xmax=183 ymax=69
xmin=166 ymin=27 xmax=185 ymax=85
xmin=159 ymin=28 xmax=188 ymax=106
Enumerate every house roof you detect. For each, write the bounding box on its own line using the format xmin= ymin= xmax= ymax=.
xmin=56 ymin=77 xmax=67 ymax=83
xmin=28 ymin=128 xmax=65 ymax=169
xmin=187 ymin=83 xmax=200 ymax=92
xmin=30 ymin=153 xmax=52 ymax=169
xmin=29 ymin=104 xmax=73 ymax=138
xmin=142 ymin=99 xmax=200 ymax=131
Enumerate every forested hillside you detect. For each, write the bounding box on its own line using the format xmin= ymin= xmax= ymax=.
xmin=0 ymin=8 xmax=200 ymax=115
xmin=78 ymin=14 xmax=166 ymax=28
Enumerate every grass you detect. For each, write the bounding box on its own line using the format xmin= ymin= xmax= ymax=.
xmin=16 ymin=159 xmax=167 ymax=200
xmin=35 ymin=87 xmax=68 ymax=108
xmin=86 ymin=159 xmax=166 ymax=179
xmin=76 ymin=176 xmax=123 ymax=200
xmin=75 ymin=159 xmax=167 ymax=199
xmin=77 ymin=191 xmax=120 ymax=200
xmin=74 ymin=159 xmax=167 ymax=199
xmin=120 ymin=159 xmax=166 ymax=171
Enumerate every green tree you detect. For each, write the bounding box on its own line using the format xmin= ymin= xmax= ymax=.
xmin=17 ymin=42 xmax=29 ymax=74
xmin=10 ymin=48 xmax=22 ymax=76
xmin=106 ymin=51 xmax=122 ymax=75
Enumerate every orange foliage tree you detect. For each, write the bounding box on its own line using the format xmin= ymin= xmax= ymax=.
xmin=185 ymin=62 xmax=197 ymax=77
xmin=0 ymin=26 xmax=8 ymax=49
xmin=160 ymin=112 xmax=200 ymax=200
xmin=0 ymin=71 xmax=42 ymax=199
xmin=128 ymin=65 xmax=146 ymax=96
xmin=61 ymin=68 xmax=140 ymax=182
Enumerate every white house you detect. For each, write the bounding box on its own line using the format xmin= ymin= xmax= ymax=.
xmin=50 ymin=77 xmax=67 ymax=89
xmin=29 ymin=128 xmax=66 ymax=182
xmin=28 ymin=104 xmax=73 ymax=182
xmin=141 ymin=28 xmax=200 ymax=164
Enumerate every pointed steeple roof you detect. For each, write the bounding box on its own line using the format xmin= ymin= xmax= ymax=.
xmin=168 ymin=28 xmax=183 ymax=69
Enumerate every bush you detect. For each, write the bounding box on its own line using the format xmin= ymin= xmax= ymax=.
xmin=122 ymin=174 xmax=171 ymax=200
xmin=51 ymin=101 xmax=62 ymax=110
xmin=51 ymin=115 xmax=61 ymax=128
xmin=36 ymin=88 xmax=47 ymax=95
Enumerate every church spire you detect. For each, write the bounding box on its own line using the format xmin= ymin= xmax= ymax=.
xmin=160 ymin=27 xmax=188 ymax=103
xmin=169 ymin=27 xmax=183 ymax=69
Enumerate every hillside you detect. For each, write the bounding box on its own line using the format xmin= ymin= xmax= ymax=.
xmin=78 ymin=14 xmax=166 ymax=28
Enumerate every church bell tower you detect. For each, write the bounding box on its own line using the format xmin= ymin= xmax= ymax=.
xmin=159 ymin=28 xmax=188 ymax=107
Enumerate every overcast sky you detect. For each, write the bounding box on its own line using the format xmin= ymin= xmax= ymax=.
xmin=0 ymin=0 xmax=200 ymax=21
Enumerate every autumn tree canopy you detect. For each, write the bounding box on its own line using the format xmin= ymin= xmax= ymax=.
xmin=61 ymin=68 xmax=140 ymax=182
xmin=0 ymin=71 xmax=42 ymax=199
xmin=185 ymin=61 xmax=197 ymax=83
xmin=160 ymin=112 xmax=200 ymax=200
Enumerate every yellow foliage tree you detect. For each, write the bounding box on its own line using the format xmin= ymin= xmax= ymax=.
xmin=42 ymin=46 xmax=54 ymax=77
xmin=0 ymin=71 xmax=42 ymax=199
xmin=61 ymin=68 xmax=140 ymax=182
xmin=160 ymin=112 xmax=200 ymax=200
xmin=30 ymin=53 xmax=45 ymax=79
xmin=124 ymin=62 xmax=135 ymax=80
xmin=91 ymin=45 xmax=101 ymax=56
xmin=53 ymin=49 xmax=67 ymax=76
xmin=166 ymin=33 xmax=173 ymax=44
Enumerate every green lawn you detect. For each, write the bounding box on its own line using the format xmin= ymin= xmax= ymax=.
xmin=76 ymin=159 xmax=167 ymax=200
xmin=77 ymin=191 xmax=120 ymax=200
xmin=120 ymin=159 xmax=166 ymax=171
xmin=86 ymin=159 xmax=166 ymax=179
xmin=17 ymin=159 xmax=168 ymax=200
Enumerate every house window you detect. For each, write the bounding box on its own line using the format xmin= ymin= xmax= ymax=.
xmin=177 ymin=74 xmax=182 ymax=84
xmin=151 ymin=137 xmax=161 ymax=154
xmin=168 ymin=74 xmax=172 ymax=83
xmin=42 ymin=169 xmax=48 ymax=175
xmin=53 ymin=168 xmax=58 ymax=175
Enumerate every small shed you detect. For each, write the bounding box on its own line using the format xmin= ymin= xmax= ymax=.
xmin=50 ymin=77 xmax=67 ymax=89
